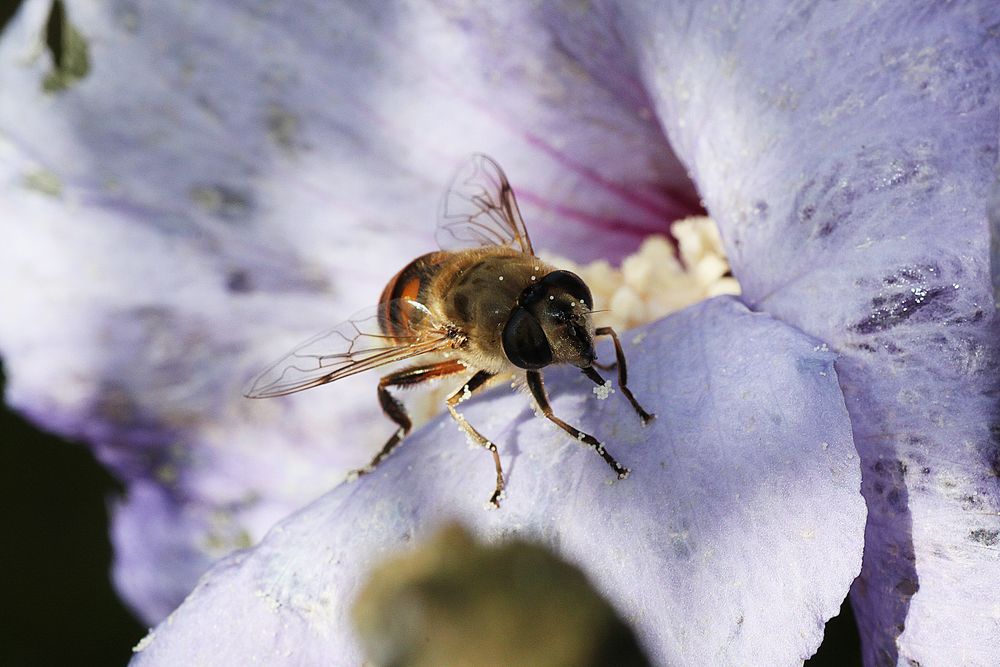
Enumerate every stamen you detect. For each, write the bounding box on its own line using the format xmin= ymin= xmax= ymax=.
xmin=538 ymin=216 xmax=739 ymax=331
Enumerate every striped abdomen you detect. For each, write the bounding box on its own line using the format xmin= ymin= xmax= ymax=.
xmin=378 ymin=251 xmax=450 ymax=339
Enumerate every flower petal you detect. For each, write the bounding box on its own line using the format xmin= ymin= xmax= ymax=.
xmin=625 ymin=2 xmax=1000 ymax=662
xmin=130 ymin=297 xmax=865 ymax=666
xmin=0 ymin=0 xmax=701 ymax=620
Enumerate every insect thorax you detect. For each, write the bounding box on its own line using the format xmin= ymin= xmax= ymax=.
xmin=437 ymin=249 xmax=553 ymax=367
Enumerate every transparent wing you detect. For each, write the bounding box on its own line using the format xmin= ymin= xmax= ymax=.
xmin=244 ymin=300 xmax=454 ymax=398
xmin=437 ymin=153 xmax=535 ymax=255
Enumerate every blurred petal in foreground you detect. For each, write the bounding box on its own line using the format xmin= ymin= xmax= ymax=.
xmin=353 ymin=523 xmax=650 ymax=666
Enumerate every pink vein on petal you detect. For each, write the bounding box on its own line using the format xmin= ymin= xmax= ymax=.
xmin=401 ymin=44 xmax=691 ymax=222
xmin=334 ymin=12 xmax=697 ymax=228
xmin=518 ymin=129 xmax=684 ymax=220
xmin=517 ymin=189 xmax=673 ymax=243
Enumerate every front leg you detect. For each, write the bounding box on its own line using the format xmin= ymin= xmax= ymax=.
xmin=594 ymin=326 xmax=655 ymax=425
xmin=525 ymin=370 xmax=629 ymax=480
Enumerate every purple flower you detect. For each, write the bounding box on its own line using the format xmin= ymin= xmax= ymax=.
xmin=1 ymin=1 xmax=996 ymax=665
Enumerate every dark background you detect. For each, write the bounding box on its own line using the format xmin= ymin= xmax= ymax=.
xmin=0 ymin=370 xmax=145 ymax=667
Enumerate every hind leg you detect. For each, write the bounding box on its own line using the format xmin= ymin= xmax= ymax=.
xmin=349 ymin=359 xmax=468 ymax=479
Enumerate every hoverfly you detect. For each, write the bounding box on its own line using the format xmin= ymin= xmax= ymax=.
xmin=245 ymin=155 xmax=654 ymax=507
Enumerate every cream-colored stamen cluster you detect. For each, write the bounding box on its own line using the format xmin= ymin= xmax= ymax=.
xmin=541 ymin=216 xmax=740 ymax=333
xmin=409 ymin=216 xmax=739 ymax=424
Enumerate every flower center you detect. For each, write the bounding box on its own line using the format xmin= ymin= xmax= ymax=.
xmin=540 ymin=216 xmax=740 ymax=333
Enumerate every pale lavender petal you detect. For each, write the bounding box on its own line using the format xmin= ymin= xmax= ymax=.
xmin=131 ymin=297 xmax=865 ymax=666
xmin=0 ymin=0 xmax=701 ymax=620
xmin=990 ymin=176 xmax=1000 ymax=304
xmin=625 ymin=2 xmax=1000 ymax=663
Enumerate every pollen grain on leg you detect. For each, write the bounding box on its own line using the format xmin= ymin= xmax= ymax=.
xmin=593 ymin=380 xmax=615 ymax=400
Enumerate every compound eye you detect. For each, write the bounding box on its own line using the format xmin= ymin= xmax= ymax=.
xmin=538 ymin=270 xmax=593 ymax=309
xmin=502 ymin=307 xmax=553 ymax=369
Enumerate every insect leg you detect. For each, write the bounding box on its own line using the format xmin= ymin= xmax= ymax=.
xmin=525 ymin=370 xmax=629 ymax=480
xmin=444 ymin=370 xmax=505 ymax=508
xmin=581 ymin=365 xmax=610 ymax=389
xmin=350 ymin=359 xmax=468 ymax=479
xmin=594 ymin=326 xmax=655 ymax=425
